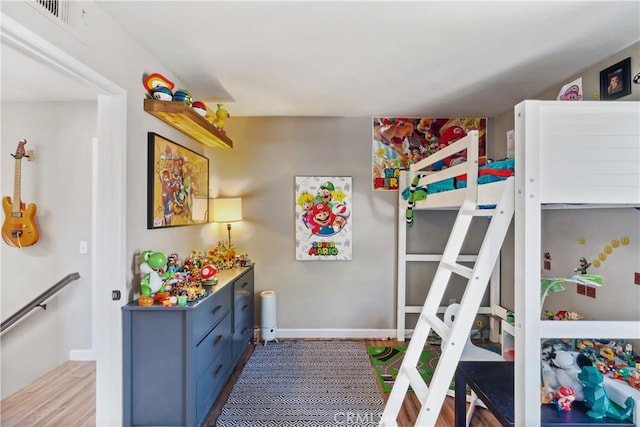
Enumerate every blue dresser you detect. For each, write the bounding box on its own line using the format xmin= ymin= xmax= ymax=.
xmin=122 ymin=267 xmax=254 ymax=427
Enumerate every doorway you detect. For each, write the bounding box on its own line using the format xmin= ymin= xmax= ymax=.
xmin=1 ymin=14 xmax=127 ymax=426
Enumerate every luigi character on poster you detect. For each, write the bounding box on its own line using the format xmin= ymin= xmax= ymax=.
xmin=295 ymin=176 xmax=352 ymax=261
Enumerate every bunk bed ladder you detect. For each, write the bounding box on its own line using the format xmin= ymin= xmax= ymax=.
xmin=380 ymin=178 xmax=515 ymax=427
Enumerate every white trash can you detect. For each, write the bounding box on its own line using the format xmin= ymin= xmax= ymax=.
xmin=260 ymin=290 xmax=278 ymax=346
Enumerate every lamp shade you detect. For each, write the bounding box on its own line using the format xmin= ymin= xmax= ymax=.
xmin=212 ymin=198 xmax=243 ymax=223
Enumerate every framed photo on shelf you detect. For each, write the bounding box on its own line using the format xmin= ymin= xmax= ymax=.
xmin=600 ymin=57 xmax=631 ymax=100
xmin=147 ymin=132 xmax=209 ymax=229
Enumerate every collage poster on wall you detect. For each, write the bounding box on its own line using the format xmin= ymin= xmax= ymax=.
xmin=295 ymin=176 xmax=352 ymax=261
xmin=372 ymin=117 xmax=487 ymax=190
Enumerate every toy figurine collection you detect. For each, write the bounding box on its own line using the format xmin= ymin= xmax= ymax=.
xmin=142 ymin=72 xmax=230 ymax=133
xmin=541 ymin=338 xmax=639 ymax=419
xmin=137 ymin=244 xmax=252 ymax=307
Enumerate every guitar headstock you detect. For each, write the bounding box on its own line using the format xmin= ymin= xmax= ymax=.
xmin=11 ymin=140 xmax=27 ymax=160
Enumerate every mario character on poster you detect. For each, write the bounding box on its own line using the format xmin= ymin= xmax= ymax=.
xmin=295 ymin=176 xmax=352 ymax=261
xmin=149 ymin=134 xmax=209 ymax=228
xmin=372 ymin=117 xmax=487 ymax=190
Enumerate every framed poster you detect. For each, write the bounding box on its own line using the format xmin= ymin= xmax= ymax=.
xmin=295 ymin=176 xmax=352 ymax=260
xmin=372 ymin=117 xmax=487 ymax=190
xmin=600 ymin=57 xmax=631 ymax=101
xmin=147 ymin=132 xmax=209 ymax=229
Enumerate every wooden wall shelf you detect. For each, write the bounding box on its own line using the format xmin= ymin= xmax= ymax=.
xmin=143 ymin=99 xmax=233 ymax=149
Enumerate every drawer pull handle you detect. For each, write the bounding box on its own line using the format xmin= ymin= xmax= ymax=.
xmin=212 ymin=305 xmax=223 ymax=316
xmin=213 ymin=335 xmax=223 ymax=347
xmin=241 ymin=282 xmax=249 ymax=288
xmin=214 ymin=364 xmax=223 ymax=377
xmin=242 ymin=304 xmax=249 ymax=312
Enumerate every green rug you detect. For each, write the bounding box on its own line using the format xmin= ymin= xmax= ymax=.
xmin=368 ymin=345 xmax=440 ymax=393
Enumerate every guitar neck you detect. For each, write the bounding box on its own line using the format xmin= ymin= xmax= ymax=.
xmin=13 ymin=158 xmax=22 ymax=214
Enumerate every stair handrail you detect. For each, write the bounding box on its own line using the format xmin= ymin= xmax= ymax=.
xmin=0 ymin=272 xmax=80 ymax=335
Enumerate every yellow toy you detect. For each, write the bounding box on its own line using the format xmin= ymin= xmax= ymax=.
xmin=212 ymin=103 xmax=229 ymax=130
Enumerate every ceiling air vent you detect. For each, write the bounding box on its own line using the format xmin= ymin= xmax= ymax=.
xmin=26 ymin=0 xmax=87 ymax=42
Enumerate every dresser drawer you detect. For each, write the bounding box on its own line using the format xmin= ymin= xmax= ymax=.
xmin=193 ymin=284 xmax=231 ymax=341
xmin=234 ymin=296 xmax=253 ymax=328
xmin=232 ymin=315 xmax=253 ymax=362
xmin=233 ymin=271 xmax=253 ymax=301
xmin=196 ymin=312 xmax=232 ymax=377
xmin=196 ymin=341 xmax=232 ymax=420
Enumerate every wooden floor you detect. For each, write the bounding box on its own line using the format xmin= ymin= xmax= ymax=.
xmin=0 ymin=339 xmax=501 ymax=427
xmin=0 ymin=360 xmax=95 ymax=427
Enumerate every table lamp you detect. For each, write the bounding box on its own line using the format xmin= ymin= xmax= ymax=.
xmin=212 ymin=197 xmax=243 ymax=247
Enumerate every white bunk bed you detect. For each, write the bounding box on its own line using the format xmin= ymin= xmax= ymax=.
xmin=396 ymin=173 xmax=503 ymax=343
xmin=386 ymin=100 xmax=640 ymax=426
xmin=514 ymin=100 xmax=640 ymax=426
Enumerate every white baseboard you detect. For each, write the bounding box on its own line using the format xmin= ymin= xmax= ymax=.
xmin=276 ymin=329 xmax=396 ymax=339
xmin=70 ymin=349 xmax=95 ymax=361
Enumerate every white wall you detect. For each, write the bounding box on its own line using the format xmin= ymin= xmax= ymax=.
xmin=1 ymin=102 xmax=95 ymax=398
xmin=541 ymin=208 xmax=640 ymax=322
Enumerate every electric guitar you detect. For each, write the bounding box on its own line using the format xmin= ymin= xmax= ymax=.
xmin=2 ymin=140 xmax=39 ymax=247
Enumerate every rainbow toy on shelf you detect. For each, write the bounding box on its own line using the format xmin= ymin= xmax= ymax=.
xmin=142 ymin=72 xmax=175 ymax=101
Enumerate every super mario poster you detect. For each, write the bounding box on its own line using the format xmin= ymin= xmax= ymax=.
xmin=295 ymin=176 xmax=352 ymax=261
xmin=372 ymin=117 xmax=487 ymax=190
xmin=147 ymin=133 xmax=209 ymax=229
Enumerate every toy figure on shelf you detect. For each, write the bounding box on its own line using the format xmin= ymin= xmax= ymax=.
xmin=166 ymin=253 xmax=181 ymax=275
xmin=578 ymin=366 xmax=635 ymax=420
xmin=574 ymin=256 xmax=591 ymax=274
xmin=629 ymin=370 xmax=640 ymax=389
xmin=211 ymin=104 xmax=229 ymax=131
xmin=138 ymin=250 xmax=168 ymax=306
xmin=552 ymin=386 xmax=576 ymax=411
xmin=142 ymin=72 xmax=175 ymax=101
xmin=200 ymin=264 xmax=218 ymax=286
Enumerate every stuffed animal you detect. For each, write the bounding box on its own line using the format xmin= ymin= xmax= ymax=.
xmin=212 ymin=104 xmax=229 ymax=130
xmin=578 ymin=366 xmax=635 ymax=420
xmin=542 ymin=344 xmax=592 ymax=401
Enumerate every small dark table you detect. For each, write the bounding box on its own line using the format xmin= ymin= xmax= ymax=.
xmin=455 ymin=361 xmax=514 ymax=426
xmin=455 ymin=361 xmax=633 ymax=426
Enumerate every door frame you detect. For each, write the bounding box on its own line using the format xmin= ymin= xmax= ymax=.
xmin=1 ymin=14 xmax=127 ymax=426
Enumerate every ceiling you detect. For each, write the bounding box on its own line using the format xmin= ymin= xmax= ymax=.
xmin=3 ymin=1 xmax=640 ymax=118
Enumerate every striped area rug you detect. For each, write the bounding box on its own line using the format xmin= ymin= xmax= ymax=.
xmin=216 ymin=340 xmax=384 ymax=426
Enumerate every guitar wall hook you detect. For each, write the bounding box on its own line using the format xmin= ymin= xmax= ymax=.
xmin=2 ymin=139 xmax=39 ymax=248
